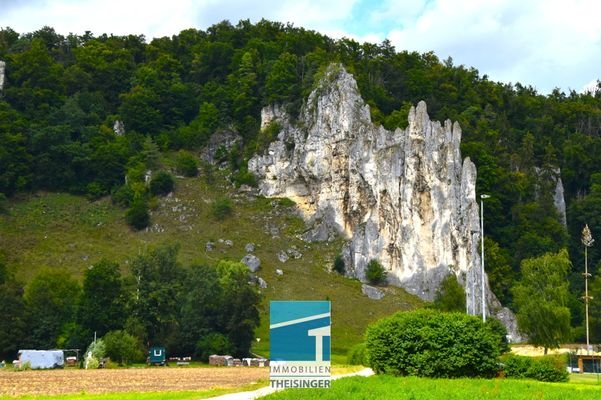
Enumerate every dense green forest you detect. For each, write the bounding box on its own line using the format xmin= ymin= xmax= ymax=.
xmin=1 ymin=20 xmax=601 ymax=354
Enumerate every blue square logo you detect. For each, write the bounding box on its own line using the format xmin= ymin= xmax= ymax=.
xmin=270 ymin=301 xmax=331 ymax=389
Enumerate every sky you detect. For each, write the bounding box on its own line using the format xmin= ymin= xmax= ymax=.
xmin=1 ymin=0 xmax=600 ymax=94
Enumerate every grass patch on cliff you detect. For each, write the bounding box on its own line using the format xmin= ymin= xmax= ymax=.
xmin=0 ymin=169 xmax=424 ymax=358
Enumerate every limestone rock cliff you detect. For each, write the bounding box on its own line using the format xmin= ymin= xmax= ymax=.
xmin=0 ymin=60 xmax=5 ymax=92
xmin=249 ymin=64 xmax=515 ymax=332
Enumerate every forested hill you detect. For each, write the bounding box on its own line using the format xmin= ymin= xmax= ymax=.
xmin=1 ymin=20 xmax=601 ymax=332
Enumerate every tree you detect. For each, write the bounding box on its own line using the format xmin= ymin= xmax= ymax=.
xmin=432 ymin=273 xmax=466 ymax=312
xmin=78 ymin=260 xmax=125 ymax=339
xmin=130 ymin=244 xmax=184 ymax=349
xmin=512 ymin=249 xmax=572 ymax=354
xmin=0 ymin=262 xmax=27 ymax=359
xmin=103 ymin=330 xmax=143 ymax=365
xmin=24 ymin=269 xmax=81 ymax=349
xmin=177 ymin=264 xmax=223 ymax=357
xmin=216 ymin=260 xmax=261 ymax=357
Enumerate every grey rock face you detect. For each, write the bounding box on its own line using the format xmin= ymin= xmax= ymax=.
xmin=241 ymin=254 xmax=261 ymax=272
xmin=0 ymin=60 xmax=5 ymax=92
xmin=361 ymin=284 xmax=385 ymax=300
xmin=200 ymin=130 xmax=241 ymax=164
xmin=249 ymin=63 xmax=514 ymax=332
xmin=113 ymin=120 xmax=125 ymax=136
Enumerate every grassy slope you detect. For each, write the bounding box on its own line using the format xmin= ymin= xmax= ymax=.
xmin=0 ymin=170 xmax=423 ymax=358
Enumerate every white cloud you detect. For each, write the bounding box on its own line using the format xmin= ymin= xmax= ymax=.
xmin=385 ymin=0 xmax=601 ymax=93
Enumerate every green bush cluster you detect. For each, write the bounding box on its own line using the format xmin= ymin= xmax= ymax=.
xmin=366 ymin=309 xmax=502 ymax=378
xmin=503 ymin=354 xmax=568 ymax=382
xmin=175 ymin=151 xmax=199 ymax=177
xmin=103 ymin=330 xmax=144 ymax=366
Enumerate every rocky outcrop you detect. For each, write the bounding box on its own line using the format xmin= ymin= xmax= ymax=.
xmin=0 ymin=60 xmax=5 ymax=93
xmin=249 ymin=64 xmax=515 ymax=333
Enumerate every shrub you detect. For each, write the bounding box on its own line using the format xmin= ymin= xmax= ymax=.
xmin=528 ymin=355 xmax=568 ymax=382
xmin=103 ymin=330 xmax=144 ymax=365
xmin=347 ymin=342 xmax=368 ymax=365
xmin=149 ymin=170 xmax=175 ymax=196
xmin=213 ymin=198 xmax=233 ymax=220
xmin=503 ymin=354 xmax=533 ymax=378
xmin=175 ymin=151 xmax=198 ymax=177
xmin=366 ymin=309 xmax=501 ymax=378
xmin=503 ymin=354 xmax=568 ymax=382
xmin=366 ymin=259 xmax=387 ymax=285
xmin=333 ymin=254 xmax=345 ymax=274
xmin=111 ymin=184 xmax=135 ymax=208
xmin=126 ymin=199 xmax=150 ymax=230
xmin=86 ymin=182 xmax=106 ymax=200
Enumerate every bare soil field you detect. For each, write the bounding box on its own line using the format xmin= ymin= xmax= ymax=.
xmin=0 ymin=367 xmax=269 ymax=397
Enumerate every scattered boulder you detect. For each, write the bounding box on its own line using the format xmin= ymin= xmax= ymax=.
xmin=361 ymin=284 xmax=385 ymax=300
xmin=224 ymin=239 xmax=234 ymax=247
xmin=278 ymin=250 xmax=289 ymax=263
xmin=257 ymin=277 xmax=268 ymax=289
xmin=276 ymin=269 xmax=284 ymax=276
xmin=245 ymin=243 xmax=256 ymax=253
xmin=287 ymin=247 xmax=303 ymax=259
xmin=241 ymin=255 xmax=261 ymax=272
xmin=205 ymin=242 xmax=215 ymax=252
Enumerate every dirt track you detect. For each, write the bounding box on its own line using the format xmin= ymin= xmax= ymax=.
xmin=0 ymin=367 xmax=269 ymax=396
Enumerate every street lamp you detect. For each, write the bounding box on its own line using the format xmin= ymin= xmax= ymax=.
xmin=480 ymin=194 xmax=491 ymax=322
xmin=582 ymin=224 xmax=594 ymax=354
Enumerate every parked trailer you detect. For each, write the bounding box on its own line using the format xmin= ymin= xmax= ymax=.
xmin=17 ymin=350 xmax=64 ymax=369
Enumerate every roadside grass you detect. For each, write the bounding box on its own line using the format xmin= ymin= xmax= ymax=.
xmin=262 ymin=374 xmax=601 ymax=400
xmin=0 ymin=170 xmax=423 ymax=358
xmin=569 ymin=373 xmax=601 ymax=385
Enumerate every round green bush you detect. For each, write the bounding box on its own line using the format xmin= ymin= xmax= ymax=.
xmin=126 ymin=199 xmax=150 ymax=230
xmin=366 ymin=309 xmax=502 ymax=378
xmin=149 ymin=171 xmax=175 ymax=196
xmin=366 ymin=259 xmax=387 ymax=285
xmin=503 ymin=354 xmax=568 ymax=382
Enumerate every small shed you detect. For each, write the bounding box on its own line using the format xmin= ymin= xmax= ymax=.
xmin=148 ymin=347 xmax=166 ymax=366
xmin=18 ymin=350 xmax=64 ymax=369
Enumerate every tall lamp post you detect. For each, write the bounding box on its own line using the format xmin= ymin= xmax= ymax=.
xmin=582 ymin=224 xmax=594 ymax=353
xmin=480 ymin=194 xmax=491 ymax=322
